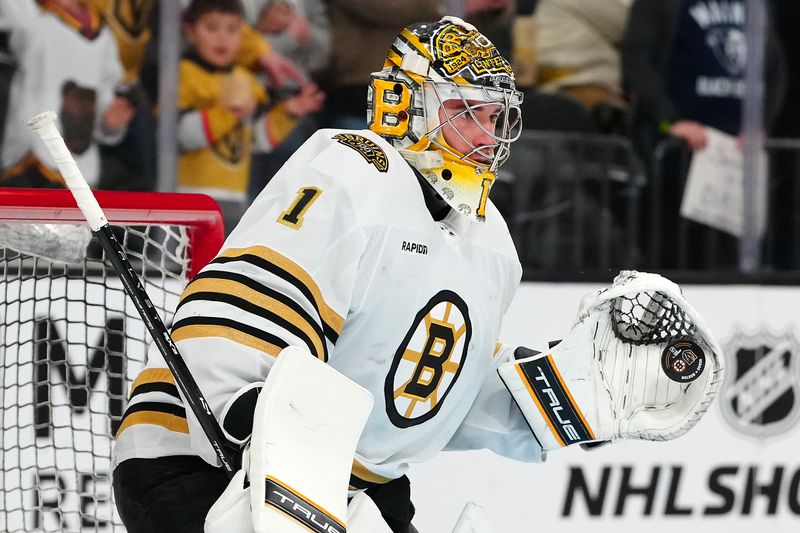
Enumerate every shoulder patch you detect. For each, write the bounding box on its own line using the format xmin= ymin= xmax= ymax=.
xmin=332 ymin=133 xmax=389 ymax=173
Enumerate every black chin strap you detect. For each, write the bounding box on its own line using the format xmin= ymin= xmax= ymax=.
xmin=411 ymin=167 xmax=451 ymax=222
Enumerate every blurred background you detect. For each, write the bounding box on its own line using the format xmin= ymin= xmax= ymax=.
xmin=1 ymin=0 xmax=796 ymax=280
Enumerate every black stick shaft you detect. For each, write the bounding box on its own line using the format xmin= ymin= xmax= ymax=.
xmin=97 ymin=225 xmax=239 ymax=477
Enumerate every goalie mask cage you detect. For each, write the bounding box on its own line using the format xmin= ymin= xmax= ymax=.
xmin=0 ymin=188 xmax=224 ymax=532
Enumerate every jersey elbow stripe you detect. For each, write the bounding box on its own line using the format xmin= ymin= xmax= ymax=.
xmin=211 ymin=246 xmax=344 ymax=340
xmin=130 ymin=381 xmax=181 ymax=401
xmin=116 ymin=402 xmax=188 ymax=438
xmin=129 ymin=368 xmax=176 ymax=391
xmin=177 ymin=291 xmax=325 ymax=360
xmin=172 ymin=316 xmax=288 ymax=358
xmin=177 ymin=271 xmax=328 ymax=360
xmin=128 ymin=368 xmax=182 ymax=400
xmin=349 ymin=459 xmax=393 ymax=490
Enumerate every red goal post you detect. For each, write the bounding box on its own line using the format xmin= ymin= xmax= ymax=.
xmin=0 ymin=189 xmax=223 ymax=532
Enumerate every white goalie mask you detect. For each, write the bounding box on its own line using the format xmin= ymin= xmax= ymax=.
xmin=367 ymin=16 xmax=523 ymax=222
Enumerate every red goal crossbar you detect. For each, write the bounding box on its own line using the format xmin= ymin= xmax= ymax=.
xmin=0 ymin=188 xmax=225 ymax=277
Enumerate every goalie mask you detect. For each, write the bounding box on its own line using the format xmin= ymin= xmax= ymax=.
xmin=367 ymin=17 xmax=523 ymax=222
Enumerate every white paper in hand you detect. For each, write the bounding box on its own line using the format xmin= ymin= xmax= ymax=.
xmin=679 ymin=127 xmax=766 ymax=238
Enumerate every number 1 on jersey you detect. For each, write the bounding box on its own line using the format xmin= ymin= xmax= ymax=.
xmin=277 ymin=187 xmax=322 ymax=229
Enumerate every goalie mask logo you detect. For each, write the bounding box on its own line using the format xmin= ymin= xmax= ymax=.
xmin=385 ymin=291 xmax=472 ymax=428
xmin=430 ymin=22 xmax=514 ymax=83
xmin=721 ymin=330 xmax=800 ymax=440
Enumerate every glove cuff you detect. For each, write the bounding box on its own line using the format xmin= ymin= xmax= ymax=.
xmin=499 ymin=347 xmax=598 ymax=452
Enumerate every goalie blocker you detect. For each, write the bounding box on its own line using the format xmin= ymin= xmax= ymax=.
xmin=498 ymin=271 xmax=724 ymax=452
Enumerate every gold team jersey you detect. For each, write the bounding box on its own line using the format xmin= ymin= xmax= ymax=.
xmin=89 ymin=0 xmax=154 ymax=84
xmin=89 ymin=0 xmax=270 ymax=84
xmin=176 ymin=55 xmax=297 ymax=200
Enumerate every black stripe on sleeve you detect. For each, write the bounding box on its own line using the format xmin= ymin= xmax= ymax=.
xmin=209 ymin=254 xmax=339 ymax=345
xmin=177 ymin=291 xmax=323 ymax=360
xmin=119 ymin=401 xmax=187 ymax=427
xmin=178 ymin=270 xmax=329 ymax=359
xmin=130 ymin=382 xmax=181 ymax=401
xmin=171 ymin=316 xmax=290 ymax=350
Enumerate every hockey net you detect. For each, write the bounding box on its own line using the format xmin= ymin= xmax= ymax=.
xmin=0 ymin=189 xmax=224 ymax=532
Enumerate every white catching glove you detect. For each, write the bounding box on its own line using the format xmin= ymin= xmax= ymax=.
xmin=498 ymin=270 xmax=724 ymax=451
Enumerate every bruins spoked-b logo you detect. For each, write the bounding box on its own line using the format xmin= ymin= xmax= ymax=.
xmin=661 ymin=339 xmax=706 ymax=383
xmin=721 ymin=329 xmax=800 ymax=440
xmin=385 ymin=291 xmax=472 ymax=428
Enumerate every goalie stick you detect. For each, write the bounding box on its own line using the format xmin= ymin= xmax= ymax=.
xmin=27 ymin=110 xmax=240 ymax=477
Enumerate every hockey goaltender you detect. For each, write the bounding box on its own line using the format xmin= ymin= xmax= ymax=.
xmin=111 ymin=13 xmax=724 ymax=533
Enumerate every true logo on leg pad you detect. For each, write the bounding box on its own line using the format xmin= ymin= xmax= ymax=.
xmin=662 ymin=339 xmax=706 ymax=382
xmin=264 ymin=477 xmax=344 ymax=533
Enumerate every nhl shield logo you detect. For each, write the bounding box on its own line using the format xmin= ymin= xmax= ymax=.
xmin=721 ymin=329 xmax=800 ymax=440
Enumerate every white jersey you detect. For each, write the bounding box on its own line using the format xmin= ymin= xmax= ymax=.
xmin=113 ymin=129 xmax=542 ymax=484
xmin=0 ymin=2 xmax=124 ymax=185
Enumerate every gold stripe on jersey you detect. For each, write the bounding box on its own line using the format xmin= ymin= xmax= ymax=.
xmin=118 ymin=368 xmax=188 ymax=437
xmin=216 ymin=246 xmax=345 ymax=337
xmin=352 ymin=459 xmax=392 ymax=484
xmin=493 ymin=342 xmax=503 ymax=358
xmin=172 ymin=322 xmax=285 ymax=358
xmin=115 ymin=410 xmax=189 ymax=438
xmin=130 ymin=368 xmax=175 ymax=390
xmin=180 ymin=276 xmax=326 ymax=359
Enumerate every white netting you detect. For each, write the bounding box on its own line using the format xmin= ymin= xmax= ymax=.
xmin=1 ymin=222 xmax=192 ymax=532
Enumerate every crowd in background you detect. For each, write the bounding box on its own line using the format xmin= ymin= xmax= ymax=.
xmin=0 ymin=0 xmax=797 ymax=271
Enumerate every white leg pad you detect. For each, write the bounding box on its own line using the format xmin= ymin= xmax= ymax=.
xmin=452 ymin=502 xmax=495 ymax=533
xmin=205 ymin=469 xmax=251 ymax=533
xmin=346 ymin=492 xmax=393 ymax=533
xmin=250 ymin=346 xmax=374 ymax=533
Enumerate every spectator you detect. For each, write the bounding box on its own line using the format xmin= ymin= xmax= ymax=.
xmin=0 ymin=0 xmax=134 ymax=189
xmin=249 ymin=0 xmax=329 ymax=78
xmin=465 ymin=0 xmax=516 ymax=59
xmin=621 ymin=0 xmax=785 ymax=268
xmin=511 ymin=1 xmax=538 ymax=90
xmin=314 ymin=0 xmax=443 ymax=130
xmin=243 ymin=0 xmax=330 ymax=203
xmin=89 ymin=0 xmax=158 ymax=191
xmin=622 ymin=0 xmax=784 ymax=154
xmin=177 ymin=0 xmax=323 ymax=233
xmin=536 ymin=0 xmax=633 ymax=132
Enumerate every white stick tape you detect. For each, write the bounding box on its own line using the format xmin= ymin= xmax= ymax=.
xmin=27 ymin=111 xmax=108 ymax=231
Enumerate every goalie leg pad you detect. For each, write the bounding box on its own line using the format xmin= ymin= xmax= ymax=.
xmin=346 ymin=492 xmax=393 ymax=533
xmin=249 ymin=346 xmax=374 ymax=533
xmin=205 ymin=469 xmax=251 ymax=533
